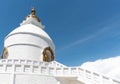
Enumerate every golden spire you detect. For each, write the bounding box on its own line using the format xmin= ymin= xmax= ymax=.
xmin=31 ymin=8 xmax=40 ymax=22
xmin=25 ymin=8 xmax=40 ymax=22
xmin=31 ymin=7 xmax=36 ymax=16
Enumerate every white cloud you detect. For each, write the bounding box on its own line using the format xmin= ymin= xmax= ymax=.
xmin=57 ymin=16 xmax=120 ymax=52
xmin=57 ymin=26 xmax=110 ymax=52
xmin=80 ymin=56 xmax=120 ymax=80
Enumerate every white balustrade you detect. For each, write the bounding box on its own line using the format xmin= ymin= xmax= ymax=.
xmin=0 ymin=59 xmax=119 ymax=84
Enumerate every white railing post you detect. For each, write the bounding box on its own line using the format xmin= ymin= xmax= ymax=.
xmin=39 ymin=66 xmax=41 ymax=74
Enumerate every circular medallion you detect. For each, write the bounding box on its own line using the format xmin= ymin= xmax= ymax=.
xmin=2 ymin=47 xmax=8 ymax=59
xmin=43 ymin=47 xmax=54 ymax=62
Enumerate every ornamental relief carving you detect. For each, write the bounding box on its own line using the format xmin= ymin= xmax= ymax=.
xmin=2 ymin=47 xmax=8 ymax=59
xmin=43 ymin=47 xmax=54 ymax=62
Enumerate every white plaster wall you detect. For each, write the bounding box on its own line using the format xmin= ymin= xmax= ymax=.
xmin=5 ymin=33 xmax=54 ymax=50
xmin=7 ymin=45 xmax=42 ymax=60
xmin=0 ymin=74 xmax=12 ymax=84
xmin=15 ymin=74 xmax=58 ymax=84
xmin=0 ymin=73 xmax=58 ymax=84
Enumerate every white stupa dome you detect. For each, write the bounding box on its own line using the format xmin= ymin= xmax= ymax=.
xmin=5 ymin=24 xmax=54 ymax=49
xmin=7 ymin=24 xmax=52 ymax=40
xmin=3 ymin=8 xmax=55 ymax=61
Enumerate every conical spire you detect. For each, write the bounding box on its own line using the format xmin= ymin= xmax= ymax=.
xmin=31 ymin=7 xmax=36 ymax=15
xmin=30 ymin=7 xmax=40 ymax=22
xmin=20 ymin=8 xmax=44 ymax=29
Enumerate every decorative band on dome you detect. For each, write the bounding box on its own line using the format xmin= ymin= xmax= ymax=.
xmin=7 ymin=43 xmax=42 ymax=49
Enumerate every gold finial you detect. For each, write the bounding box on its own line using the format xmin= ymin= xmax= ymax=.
xmin=31 ymin=7 xmax=36 ymax=15
xmin=29 ymin=7 xmax=40 ymax=22
xmin=25 ymin=8 xmax=40 ymax=22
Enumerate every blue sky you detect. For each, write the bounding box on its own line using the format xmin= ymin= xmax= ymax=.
xmin=0 ymin=0 xmax=120 ymax=66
